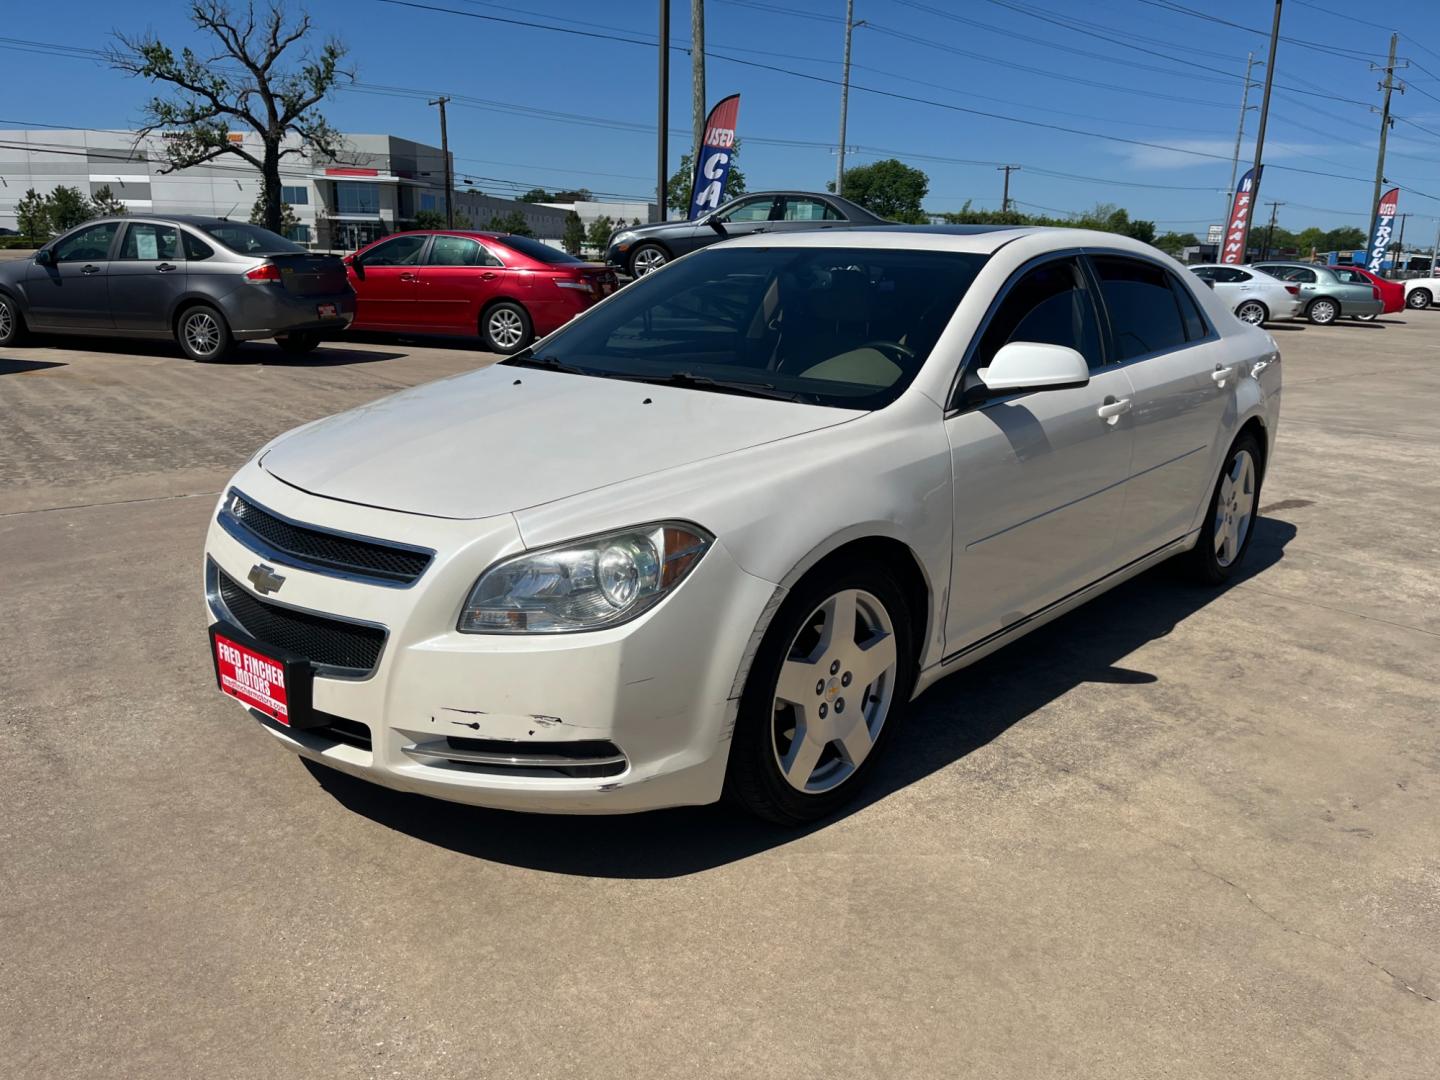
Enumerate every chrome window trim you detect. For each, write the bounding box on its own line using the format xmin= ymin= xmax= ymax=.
xmin=218 ymin=487 xmax=435 ymax=589
xmin=205 ymin=557 xmax=389 ymax=681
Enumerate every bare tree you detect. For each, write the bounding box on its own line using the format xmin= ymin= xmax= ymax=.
xmin=109 ymin=2 xmax=349 ymax=234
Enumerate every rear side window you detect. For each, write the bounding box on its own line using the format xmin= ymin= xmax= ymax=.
xmin=973 ymin=257 xmax=1104 ymax=372
xmin=426 ymin=236 xmax=484 ymax=266
xmin=182 ymin=232 xmax=214 ymax=261
xmin=201 ymin=222 xmax=304 ymax=254
xmin=1170 ymin=273 xmax=1211 ymax=341
xmin=1092 ymin=255 xmax=1188 ymax=360
xmin=497 ymin=234 xmax=580 ymax=265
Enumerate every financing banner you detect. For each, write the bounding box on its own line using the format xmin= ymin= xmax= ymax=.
xmin=688 ymin=94 xmax=741 ymax=220
xmin=1220 ymin=166 xmax=1262 ymax=265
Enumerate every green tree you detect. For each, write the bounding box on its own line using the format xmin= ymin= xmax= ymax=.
xmin=940 ymin=200 xmax=1156 ymax=244
xmin=828 ymin=159 xmax=929 ymax=223
xmin=88 ymin=184 xmax=129 ymax=218
xmin=550 ymin=188 xmax=591 ymax=203
xmin=249 ymin=193 xmax=297 ymax=232
xmin=486 ymin=210 xmax=533 ymax=236
xmin=586 ymin=214 xmax=615 ymax=252
xmin=413 ymin=209 xmax=446 ymax=230
xmin=1324 ymin=226 xmax=1366 ymax=251
xmin=15 ymin=188 xmax=50 ymax=244
xmin=667 ymin=145 xmax=747 ymax=215
xmin=518 ymin=187 xmax=551 ymax=203
xmin=110 ymin=1 xmax=349 ymax=235
xmin=562 ymin=210 xmax=585 ymax=254
xmin=1152 ymin=231 xmax=1198 ymax=257
xmin=45 ymin=186 xmax=93 ymax=232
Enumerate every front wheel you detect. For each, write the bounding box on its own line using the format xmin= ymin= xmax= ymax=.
xmin=1235 ymin=299 xmax=1268 ymax=325
xmin=1306 ymin=298 xmax=1338 ymax=325
xmin=629 ymin=243 xmax=669 ymax=277
xmin=0 ymin=293 xmax=26 ymax=347
xmin=726 ymin=562 xmax=914 ymax=824
xmin=275 ymin=331 xmax=321 ymax=355
xmin=176 ymin=305 xmax=234 ymax=362
xmin=481 ymin=301 xmax=532 ymax=354
xmin=1186 ymin=433 xmax=1263 ymax=586
xmin=1407 ymin=288 xmax=1432 ymax=309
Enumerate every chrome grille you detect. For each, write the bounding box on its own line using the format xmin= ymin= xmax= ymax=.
xmin=221 ymin=490 xmax=432 ymax=586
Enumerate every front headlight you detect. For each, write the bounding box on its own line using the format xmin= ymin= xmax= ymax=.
xmin=611 ymin=230 xmax=637 ymax=249
xmin=458 ymin=523 xmax=713 ymax=634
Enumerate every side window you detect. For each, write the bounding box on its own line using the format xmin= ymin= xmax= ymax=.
xmin=1231 ymin=269 xmax=1253 ymax=282
xmin=1190 ymin=267 xmax=1216 ymax=282
xmin=1332 ymin=268 xmax=1363 ymax=284
xmin=1290 ymin=268 xmax=1317 ymax=284
xmin=781 ymin=197 xmax=842 ymax=221
xmin=1170 ymin=273 xmax=1211 ymax=341
xmin=719 ymin=197 xmax=775 ymax=223
xmin=1092 ymin=255 xmax=1188 ymax=360
xmin=52 ymin=222 xmax=119 ymax=262
xmin=426 ymin=236 xmax=484 ymax=266
xmin=477 ymin=245 xmax=505 ymax=268
xmin=359 ymin=235 xmax=427 ymax=267
xmin=972 ymin=257 xmax=1104 ymax=374
xmin=118 ymin=223 xmax=181 ymax=261
xmin=183 ymin=232 xmax=215 ymax=261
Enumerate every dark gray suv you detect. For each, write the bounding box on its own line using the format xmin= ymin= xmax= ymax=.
xmin=0 ymin=215 xmax=354 ymax=360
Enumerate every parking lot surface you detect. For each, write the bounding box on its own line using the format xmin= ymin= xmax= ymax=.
xmin=2 ymin=319 xmax=1436 ymax=1078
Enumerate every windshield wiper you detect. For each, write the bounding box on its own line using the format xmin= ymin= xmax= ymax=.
xmin=614 ymin=370 xmax=810 ymax=403
xmin=502 ymin=352 xmax=594 ymax=376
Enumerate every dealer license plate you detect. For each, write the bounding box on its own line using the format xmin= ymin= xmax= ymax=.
xmin=316 ymin=303 xmax=338 ymax=318
xmin=209 ymin=625 xmax=314 ymax=727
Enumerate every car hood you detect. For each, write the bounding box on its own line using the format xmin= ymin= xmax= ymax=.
xmin=261 ymin=365 xmax=859 ymax=519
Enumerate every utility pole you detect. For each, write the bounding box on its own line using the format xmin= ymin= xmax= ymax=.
xmin=657 ymin=0 xmax=670 ymax=221
xmin=997 ymin=164 xmax=1020 ymax=214
xmin=1432 ymin=217 xmax=1440 ymax=275
xmin=691 ymin=0 xmax=705 ymax=154
xmin=1226 ymin=52 xmax=1259 ymax=226
xmin=1368 ymin=33 xmax=1406 ymax=237
xmin=1393 ymin=211 xmax=1409 ymax=269
xmin=1246 ymin=1 xmax=1283 ymax=242
xmin=427 ymin=96 xmax=453 ymax=228
xmin=1263 ymin=201 xmax=1283 ymax=259
xmin=836 ymin=0 xmax=863 ymax=196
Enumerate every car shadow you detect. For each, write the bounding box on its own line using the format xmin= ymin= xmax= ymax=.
xmin=14 ymin=335 xmax=410 ymax=366
xmin=343 ymin=330 xmax=498 ymax=357
xmin=0 ymin=358 xmax=66 ymax=375
xmin=1262 ymin=323 xmax=1306 ymax=332
xmin=305 ymin=518 xmax=1297 ymax=878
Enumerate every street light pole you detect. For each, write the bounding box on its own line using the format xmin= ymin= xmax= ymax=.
xmin=836 ymin=0 xmax=861 ymax=197
xmin=657 ymin=0 xmax=670 ymax=222
xmin=1226 ymin=52 xmax=1258 ymax=226
xmin=427 ymin=96 xmax=452 ymax=229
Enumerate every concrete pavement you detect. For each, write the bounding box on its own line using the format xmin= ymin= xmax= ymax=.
xmin=1 ymin=320 xmax=1436 ymax=1078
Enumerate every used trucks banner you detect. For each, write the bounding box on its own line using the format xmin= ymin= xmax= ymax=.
xmin=688 ymin=94 xmax=741 ymax=221
xmin=1366 ymin=187 xmax=1401 ymax=273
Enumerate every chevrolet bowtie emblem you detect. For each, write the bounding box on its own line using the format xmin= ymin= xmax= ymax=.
xmin=247 ymin=563 xmax=286 ymax=595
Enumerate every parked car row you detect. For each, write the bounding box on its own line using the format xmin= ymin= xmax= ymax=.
xmin=1188 ymin=261 xmax=1396 ymax=325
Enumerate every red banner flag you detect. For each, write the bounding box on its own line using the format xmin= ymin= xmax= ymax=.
xmin=1220 ymin=166 xmax=1262 ymax=265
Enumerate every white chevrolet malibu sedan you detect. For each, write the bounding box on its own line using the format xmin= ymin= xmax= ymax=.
xmin=204 ymin=226 xmax=1281 ymax=823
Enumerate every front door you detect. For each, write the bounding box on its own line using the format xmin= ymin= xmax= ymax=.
xmin=348 ymin=234 xmax=430 ymax=329
xmin=943 ymin=255 xmax=1136 ymax=652
xmin=26 ymin=221 xmax=122 ymax=329
xmin=108 ymin=221 xmax=187 ymax=332
xmin=414 ymin=235 xmax=506 ymax=332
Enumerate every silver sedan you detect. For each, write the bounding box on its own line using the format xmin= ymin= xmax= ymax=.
xmin=1189 ymin=264 xmax=1305 ymax=325
xmin=1252 ymin=261 xmax=1385 ymax=324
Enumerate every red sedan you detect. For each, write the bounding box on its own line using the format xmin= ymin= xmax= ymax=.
xmin=344 ymin=231 xmax=619 ymax=353
xmin=1332 ymin=264 xmax=1404 ymax=318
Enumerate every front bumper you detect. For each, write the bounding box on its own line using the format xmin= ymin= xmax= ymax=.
xmin=202 ymin=463 xmax=781 ymax=813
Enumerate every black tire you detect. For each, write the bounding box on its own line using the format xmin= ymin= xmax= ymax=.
xmin=1186 ymin=432 xmax=1264 ymax=586
xmin=1407 ymin=287 xmax=1431 ymax=310
xmin=1234 ymin=299 xmax=1268 ymax=326
xmin=176 ymin=304 xmax=234 ymax=362
xmin=628 ymin=243 xmax=669 ymax=277
xmin=0 ymin=292 xmax=26 ymax=347
xmin=725 ymin=558 xmax=916 ymax=825
xmin=480 ymin=301 xmax=532 ymax=355
xmin=276 ymin=331 xmax=321 ymax=355
xmin=1354 ymin=312 xmax=1379 ymax=321
xmin=1306 ymin=297 xmax=1339 ymax=325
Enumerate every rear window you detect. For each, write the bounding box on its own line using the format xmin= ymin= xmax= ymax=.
xmin=496 ymin=235 xmax=582 ymax=264
xmin=1092 ymin=255 xmax=1189 ymax=360
xmin=200 ymin=222 xmax=304 ymax=255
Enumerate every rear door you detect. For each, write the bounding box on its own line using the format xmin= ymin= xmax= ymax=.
xmin=1090 ymin=253 xmax=1234 ymax=557
xmin=109 ymin=221 xmax=186 ymax=332
xmin=413 ymin=235 xmax=504 ymax=332
xmin=347 ymin=234 xmax=430 ymax=329
xmin=25 ymin=221 xmax=121 ymax=329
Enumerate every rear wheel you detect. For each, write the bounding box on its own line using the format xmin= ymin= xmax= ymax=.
xmin=1355 ymin=312 xmax=1379 ymax=321
xmin=1306 ymin=297 xmax=1338 ymax=325
xmin=481 ymin=301 xmax=532 ymax=354
xmin=1235 ymin=299 xmax=1268 ymax=325
xmin=1407 ymin=287 xmax=1432 ymax=309
xmin=1187 ymin=432 xmax=1263 ymax=586
xmin=176 ymin=305 xmax=233 ymax=362
xmin=275 ymin=331 xmax=321 ymax=355
xmin=0 ymin=293 xmax=26 ymax=346
xmin=726 ymin=560 xmax=914 ymax=824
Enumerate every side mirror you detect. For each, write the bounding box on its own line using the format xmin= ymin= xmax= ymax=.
xmin=347 ymin=256 xmax=363 ymax=277
xmin=704 ymin=213 xmax=728 ymax=237
xmin=976 ymin=342 xmax=1090 ymax=394
xmin=34 ymin=249 xmax=52 ymax=266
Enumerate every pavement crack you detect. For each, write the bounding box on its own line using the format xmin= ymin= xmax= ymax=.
xmin=1235 ymin=583 xmax=1440 ymax=639
xmin=0 ymin=490 xmax=220 ymax=519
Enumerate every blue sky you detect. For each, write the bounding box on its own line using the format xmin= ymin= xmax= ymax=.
xmin=8 ymin=0 xmax=1440 ymax=238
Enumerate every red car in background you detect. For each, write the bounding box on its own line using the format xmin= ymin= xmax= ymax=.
xmin=1332 ymin=264 xmax=1404 ymax=318
xmin=344 ymin=231 xmax=618 ymax=353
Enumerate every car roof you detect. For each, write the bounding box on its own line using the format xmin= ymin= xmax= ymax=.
xmin=716 ymin=223 xmax=1178 ymax=256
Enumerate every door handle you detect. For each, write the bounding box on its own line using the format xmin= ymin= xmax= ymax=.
xmin=399 ymin=272 xmax=419 ymax=283
xmin=156 ymin=263 xmax=177 ymax=273
xmin=81 ymin=264 xmax=101 ymax=275
xmin=1211 ymin=364 xmax=1237 ymax=388
xmin=1097 ymin=396 xmax=1132 ymax=424
xmin=480 ymin=272 xmax=497 ymax=281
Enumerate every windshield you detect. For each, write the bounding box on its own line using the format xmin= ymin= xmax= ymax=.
xmin=201 ymin=222 xmax=305 ymax=255
xmin=499 ymin=234 xmax=584 ymax=264
xmin=506 ymin=246 xmax=987 ymax=408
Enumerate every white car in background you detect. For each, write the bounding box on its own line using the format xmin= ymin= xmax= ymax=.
xmin=1402 ymin=274 xmax=1440 ymax=309
xmin=1188 ymin=263 xmax=1305 ymax=325
xmin=203 ymin=227 xmax=1282 ymax=824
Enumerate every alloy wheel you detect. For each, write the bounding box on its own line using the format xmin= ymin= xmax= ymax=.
xmin=488 ymin=308 xmax=524 ymax=350
xmin=1236 ymin=301 xmax=1266 ymax=325
xmin=632 ymin=247 xmax=667 ymax=276
xmin=1214 ymin=449 xmax=1257 ymax=568
xmin=771 ymin=588 xmax=898 ymax=794
xmin=1310 ymin=300 xmax=1337 ymax=324
xmin=1407 ymin=289 xmax=1431 ymax=309
xmin=183 ymin=311 xmax=221 ymax=357
xmin=0 ymin=301 xmax=12 ymax=341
